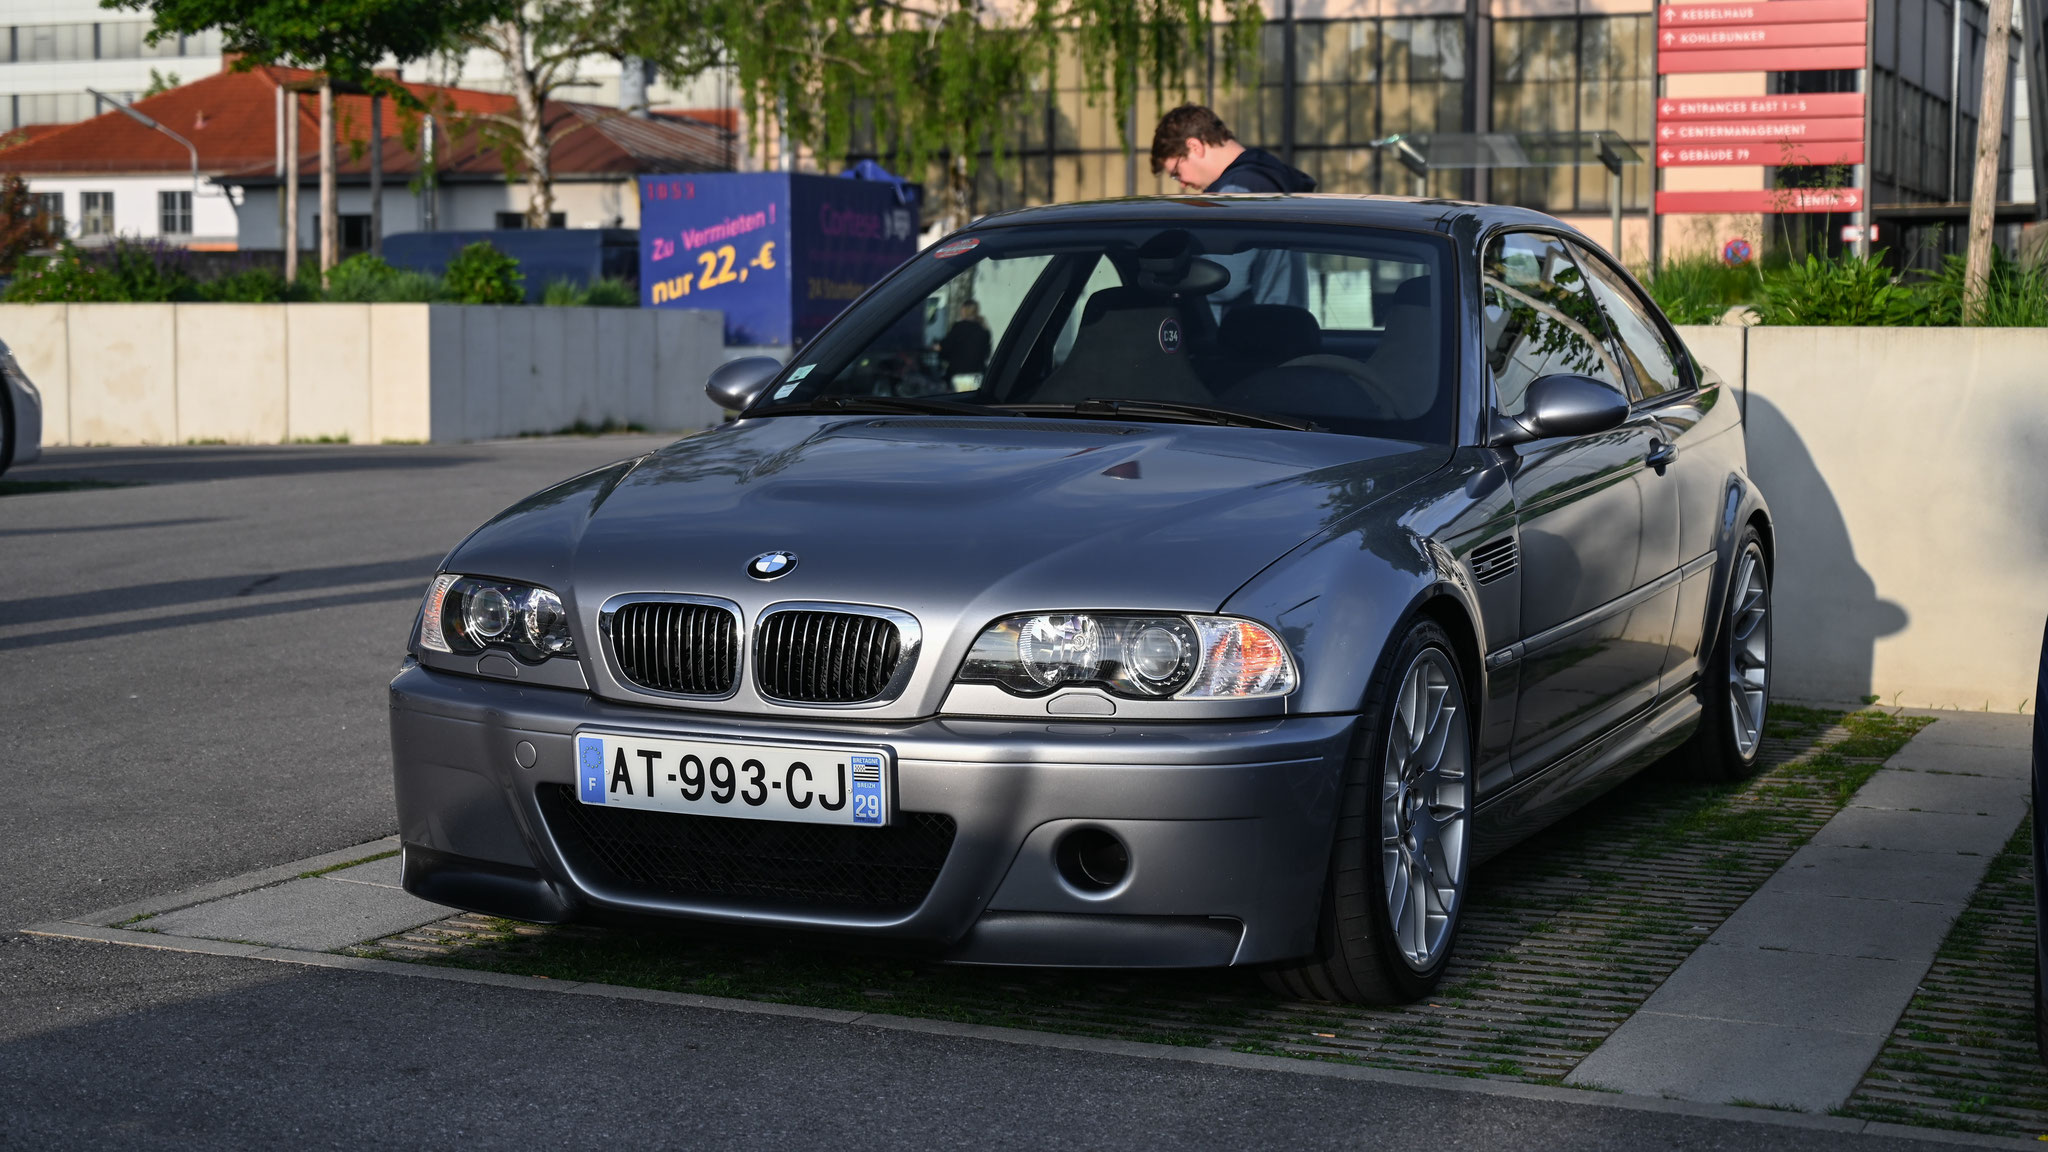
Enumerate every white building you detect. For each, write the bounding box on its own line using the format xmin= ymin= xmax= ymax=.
xmin=0 ymin=64 xmax=733 ymax=252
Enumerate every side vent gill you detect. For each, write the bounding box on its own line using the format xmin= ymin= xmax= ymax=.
xmin=1470 ymin=537 xmax=1518 ymax=586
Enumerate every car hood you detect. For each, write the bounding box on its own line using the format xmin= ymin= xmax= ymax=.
xmin=447 ymin=415 xmax=1443 ymax=714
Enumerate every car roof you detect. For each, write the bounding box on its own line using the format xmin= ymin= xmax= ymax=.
xmin=964 ymin=193 xmax=1576 ymax=237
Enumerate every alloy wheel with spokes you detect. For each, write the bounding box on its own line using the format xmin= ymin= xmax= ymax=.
xmin=1380 ymin=647 xmax=1471 ymax=973
xmin=1726 ymin=542 xmax=1771 ymax=760
xmin=1263 ymin=619 xmax=1475 ymax=1004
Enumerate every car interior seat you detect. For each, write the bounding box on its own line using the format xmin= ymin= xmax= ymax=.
xmin=1029 ymin=286 xmax=1216 ymax=405
xmin=1358 ymin=276 xmax=1440 ymax=420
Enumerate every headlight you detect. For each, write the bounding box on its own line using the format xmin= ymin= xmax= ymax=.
xmin=417 ymin=574 xmax=577 ymax=662
xmin=959 ymin=613 xmax=1294 ymax=700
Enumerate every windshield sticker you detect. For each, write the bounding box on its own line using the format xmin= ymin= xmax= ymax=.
xmin=934 ymin=238 xmax=980 ymax=259
xmin=1157 ymin=318 xmax=1183 ymax=354
xmin=787 ymin=363 xmax=815 ymax=381
xmin=773 ymin=382 xmax=800 ymax=401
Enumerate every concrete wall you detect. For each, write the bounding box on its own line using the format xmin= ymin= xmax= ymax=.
xmin=1675 ymin=324 xmax=2045 ymax=713
xmin=0 ymin=302 xmax=726 ymax=446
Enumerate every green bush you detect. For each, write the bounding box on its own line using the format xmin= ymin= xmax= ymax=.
xmin=1644 ymin=253 xmax=1761 ymax=325
xmin=1919 ymin=251 xmax=2048 ymax=327
xmin=582 ymin=277 xmax=637 ymax=307
xmin=2 ymin=246 xmax=119 ymax=302
xmin=1750 ymin=252 xmax=1929 ymax=327
xmin=197 ymin=266 xmax=318 ymax=303
xmin=322 ymin=253 xmax=442 ymax=303
xmin=540 ymin=276 xmax=639 ymax=307
xmin=442 ymin=241 xmax=524 ymax=304
xmin=99 ymin=239 xmax=199 ymax=301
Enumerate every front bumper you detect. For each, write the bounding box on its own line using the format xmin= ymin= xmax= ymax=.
xmin=389 ymin=661 xmax=1356 ymax=966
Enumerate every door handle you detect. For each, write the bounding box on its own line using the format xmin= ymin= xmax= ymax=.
xmin=1646 ymin=439 xmax=1677 ymax=471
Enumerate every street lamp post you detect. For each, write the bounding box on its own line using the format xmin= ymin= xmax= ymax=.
xmin=87 ymin=88 xmax=199 ymax=238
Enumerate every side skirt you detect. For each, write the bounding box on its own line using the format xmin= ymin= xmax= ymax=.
xmin=1469 ymin=692 xmax=1702 ymax=866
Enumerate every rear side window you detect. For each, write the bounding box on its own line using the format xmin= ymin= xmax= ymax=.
xmin=1570 ymin=242 xmax=1686 ymax=401
xmin=1481 ymin=232 xmax=1626 ymax=418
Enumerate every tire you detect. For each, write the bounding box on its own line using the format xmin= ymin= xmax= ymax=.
xmin=1680 ymin=527 xmax=1773 ymax=782
xmin=0 ymin=381 xmax=14 ymax=480
xmin=1263 ymin=619 xmax=1475 ymax=1004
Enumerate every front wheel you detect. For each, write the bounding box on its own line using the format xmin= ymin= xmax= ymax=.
xmin=1681 ymin=528 xmax=1772 ymax=781
xmin=1264 ymin=619 xmax=1474 ymax=1004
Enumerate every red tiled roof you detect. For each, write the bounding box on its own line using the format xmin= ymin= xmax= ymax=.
xmin=0 ymin=124 xmax=70 ymax=151
xmin=0 ymin=65 xmax=733 ymax=178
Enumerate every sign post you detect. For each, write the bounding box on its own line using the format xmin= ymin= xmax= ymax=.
xmin=1653 ymin=0 xmax=1872 ymax=243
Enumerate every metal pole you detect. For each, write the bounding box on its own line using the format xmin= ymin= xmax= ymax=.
xmin=1281 ymin=0 xmax=1296 ymax=166
xmin=369 ymin=93 xmax=382 ymax=258
xmin=1856 ymin=0 xmax=1876 ymax=259
xmin=318 ymin=79 xmax=336 ymax=271
xmin=88 ymin=87 xmax=198 ymax=238
xmin=285 ymin=90 xmax=299 ymax=281
xmin=1613 ymin=168 xmax=1623 ymax=259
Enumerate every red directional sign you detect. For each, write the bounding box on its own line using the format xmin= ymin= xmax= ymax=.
xmin=1657 ymin=117 xmax=1865 ymax=144
xmin=1658 ymin=93 xmax=1865 ymax=120
xmin=1662 ymin=21 xmax=1866 ymax=49
xmin=1656 ymin=188 xmax=1863 ymax=214
xmin=1660 ymin=45 xmax=1866 ymax=72
xmin=1659 ymin=0 xmax=1867 ymax=25
xmin=1656 ymin=141 xmax=1864 ymax=166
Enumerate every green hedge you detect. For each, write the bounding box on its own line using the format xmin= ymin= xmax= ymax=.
xmin=1 ymin=239 xmax=637 ymax=307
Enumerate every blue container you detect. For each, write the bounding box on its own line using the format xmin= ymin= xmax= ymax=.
xmin=383 ymin=229 xmax=640 ymax=303
xmin=638 ymin=173 xmax=920 ymax=345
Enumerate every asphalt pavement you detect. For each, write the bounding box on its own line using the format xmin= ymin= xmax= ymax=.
xmin=0 ymin=442 xmax=2005 ymax=1150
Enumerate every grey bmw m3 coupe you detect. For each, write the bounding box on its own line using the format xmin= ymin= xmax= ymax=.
xmin=390 ymin=195 xmax=1773 ymax=1004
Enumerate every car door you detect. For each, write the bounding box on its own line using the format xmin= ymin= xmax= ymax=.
xmin=1483 ymin=231 xmax=1679 ymax=773
xmin=1566 ymin=241 xmax=1708 ymax=699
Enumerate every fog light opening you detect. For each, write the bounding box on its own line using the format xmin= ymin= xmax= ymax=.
xmin=1056 ymin=827 xmax=1130 ymax=893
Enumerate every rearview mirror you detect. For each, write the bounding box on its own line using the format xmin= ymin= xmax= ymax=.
xmin=706 ymin=356 xmax=785 ymax=412
xmin=1495 ymin=373 xmax=1629 ymax=446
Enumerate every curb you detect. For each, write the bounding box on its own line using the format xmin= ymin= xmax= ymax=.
xmin=18 ymin=916 xmax=2042 ymax=1150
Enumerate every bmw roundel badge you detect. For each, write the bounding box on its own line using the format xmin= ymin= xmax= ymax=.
xmin=747 ymin=550 xmax=797 ymax=580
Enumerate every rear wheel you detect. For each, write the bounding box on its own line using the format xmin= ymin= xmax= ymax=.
xmin=1681 ymin=528 xmax=1772 ymax=781
xmin=1263 ymin=620 xmax=1473 ymax=1004
xmin=0 ymin=382 xmax=14 ymax=479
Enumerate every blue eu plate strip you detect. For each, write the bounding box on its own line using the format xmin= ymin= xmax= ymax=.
xmin=578 ymin=735 xmax=606 ymax=804
xmin=849 ymin=753 xmax=884 ymax=824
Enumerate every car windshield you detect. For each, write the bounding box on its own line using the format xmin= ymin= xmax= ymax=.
xmin=748 ymin=221 xmax=1457 ymax=443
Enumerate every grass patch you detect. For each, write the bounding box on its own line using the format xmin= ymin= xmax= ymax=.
xmin=0 ymin=478 xmax=144 ymax=496
xmin=290 ymin=434 xmax=351 ymax=445
xmin=297 ymin=847 xmax=399 ymax=880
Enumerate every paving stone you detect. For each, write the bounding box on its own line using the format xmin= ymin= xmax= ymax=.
xmin=1808 ymin=806 xmax=2017 ymax=857
xmin=1848 ymin=767 xmax=2029 ymax=818
xmin=1566 ymin=1011 xmax=1884 ymax=1112
xmin=1898 ymin=712 xmax=2033 ymax=751
xmin=1765 ymin=844 xmax=1994 ymax=905
xmin=1637 ymin=943 xmax=1929 ymax=1034
xmin=1884 ymin=740 xmax=2030 ymax=779
xmin=1708 ymin=890 xmax=1961 ymax=961
xmin=323 ymin=855 xmax=402 ymax=889
xmin=147 ymin=877 xmax=453 ymax=952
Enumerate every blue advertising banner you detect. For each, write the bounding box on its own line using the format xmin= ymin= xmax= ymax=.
xmin=638 ymin=172 xmax=919 ymax=346
xmin=638 ymin=173 xmax=792 ymax=344
xmin=786 ymin=174 xmax=920 ymax=344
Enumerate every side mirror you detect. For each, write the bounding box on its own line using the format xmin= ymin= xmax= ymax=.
xmin=1494 ymin=373 xmax=1630 ymax=446
xmin=706 ymin=356 xmax=785 ymax=412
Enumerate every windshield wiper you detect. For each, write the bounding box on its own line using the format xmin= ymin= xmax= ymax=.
xmin=1009 ymin=398 xmax=1322 ymax=432
xmin=754 ymin=394 xmax=1022 ymax=418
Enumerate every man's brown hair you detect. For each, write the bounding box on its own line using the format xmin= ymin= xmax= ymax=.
xmin=1150 ymin=104 xmax=1235 ymax=175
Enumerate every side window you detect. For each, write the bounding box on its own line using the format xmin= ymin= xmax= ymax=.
xmin=1480 ymin=232 xmax=1626 ymax=418
xmin=814 ymin=253 xmax=1057 ymax=398
xmin=1570 ymin=243 xmax=1686 ymax=401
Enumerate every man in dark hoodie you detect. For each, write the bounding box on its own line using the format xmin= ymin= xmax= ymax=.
xmin=1150 ymin=104 xmax=1317 ymax=196
xmin=1148 ymin=104 xmax=1316 ymax=316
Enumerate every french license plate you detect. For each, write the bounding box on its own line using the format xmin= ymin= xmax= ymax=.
xmin=574 ymin=731 xmax=890 ymax=827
